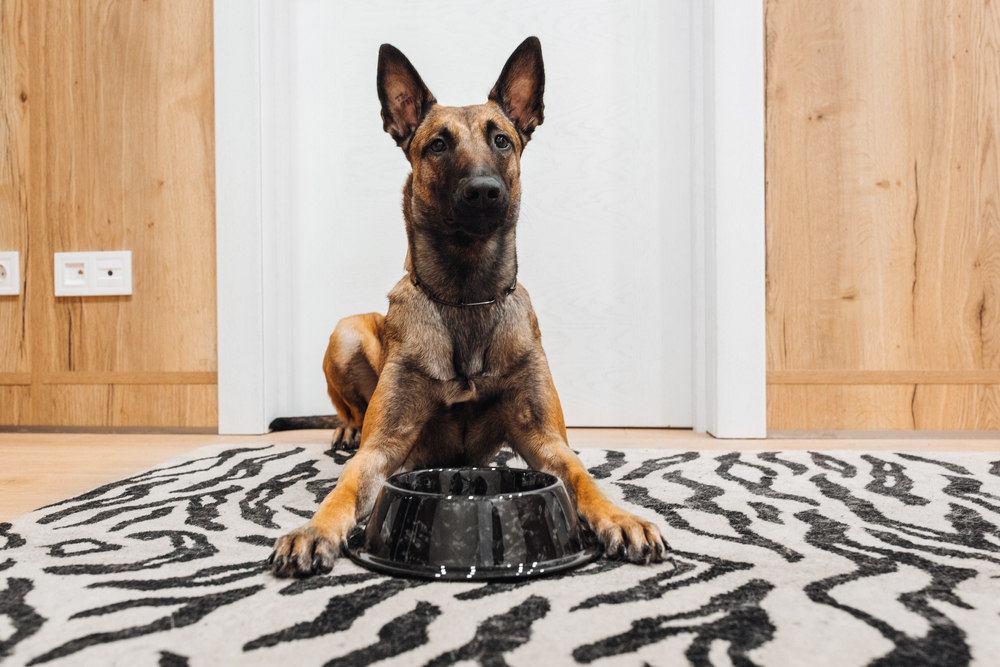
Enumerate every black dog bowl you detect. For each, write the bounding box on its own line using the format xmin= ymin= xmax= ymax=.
xmin=346 ymin=467 xmax=600 ymax=580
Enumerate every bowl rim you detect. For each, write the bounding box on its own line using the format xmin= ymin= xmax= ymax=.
xmin=383 ymin=466 xmax=563 ymax=499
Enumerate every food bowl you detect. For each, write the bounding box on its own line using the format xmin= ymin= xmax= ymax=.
xmin=346 ymin=467 xmax=601 ymax=580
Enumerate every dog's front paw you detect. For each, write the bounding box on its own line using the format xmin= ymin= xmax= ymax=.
xmin=268 ymin=522 xmax=343 ymax=578
xmin=586 ymin=510 xmax=668 ymax=564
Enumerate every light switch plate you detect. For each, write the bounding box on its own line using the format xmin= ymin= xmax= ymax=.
xmin=54 ymin=251 xmax=133 ymax=296
xmin=0 ymin=251 xmax=19 ymax=295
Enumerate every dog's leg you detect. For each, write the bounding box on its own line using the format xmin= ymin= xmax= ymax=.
xmin=523 ymin=440 xmax=667 ymax=563
xmin=507 ymin=383 xmax=668 ymax=564
xmin=323 ymin=313 xmax=384 ymax=449
xmin=269 ymin=364 xmax=435 ymax=577
xmin=268 ymin=445 xmax=400 ymax=578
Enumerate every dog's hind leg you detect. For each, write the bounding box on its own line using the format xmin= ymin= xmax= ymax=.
xmin=323 ymin=313 xmax=384 ymax=450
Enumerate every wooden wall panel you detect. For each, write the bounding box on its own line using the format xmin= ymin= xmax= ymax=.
xmin=766 ymin=0 xmax=1000 ymax=429
xmin=27 ymin=1 xmax=217 ymax=376
xmin=33 ymin=385 xmax=111 ymax=427
xmin=769 ymin=385 xmax=1000 ymax=430
xmin=112 ymin=385 xmax=217 ymax=427
xmin=32 ymin=384 xmax=216 ymax=427
xmin=0 ymin=0 xmax=29 ymax=375
xmin=0 ymin=387 xmax=30 ymax=424
xmin=0 ymin=0 xmax=217 ymax=428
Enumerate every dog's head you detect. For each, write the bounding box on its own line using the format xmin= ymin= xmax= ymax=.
xmin=377 ymin=38 xmax=545 ymax=237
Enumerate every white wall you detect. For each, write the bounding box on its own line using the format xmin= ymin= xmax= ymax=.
xmin=283 ymin=0 xmax=693 ymax=427
xmin=215 ymin=0 xmax=766 ymax=437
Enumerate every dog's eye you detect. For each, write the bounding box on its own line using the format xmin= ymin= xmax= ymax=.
xmin=430 ymin=138 xmax=447 ymax=153
xmin=494 ymin=134 xmax=510 ymax=149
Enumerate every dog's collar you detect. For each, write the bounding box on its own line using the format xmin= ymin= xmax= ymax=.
xmin=409 ymin=272 xmax=516 ymax=308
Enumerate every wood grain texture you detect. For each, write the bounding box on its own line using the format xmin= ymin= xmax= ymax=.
xmin=0 ymin=0 xmax=29 ymax=374
xmin=769 ymin=370 xmax=1000 ymax=385
xmin=27 ymin=1 xmax=216 ymax=375
xmin=0 ymin=1 xmax=217 ymax=426
xmin=32 ymin=384 xmax=217 ymax=427
xmin=39 ymin=371 xmax=217 ymax=385
xmin=769 ymin=385 xmax=1000 ymax=430
xmin=0 ymin=372 xmax=216 ymax=385
xmin=0 ymin=386 xmax=30 ymax=423
xmin=766 ymin=1 xmax=1000 ymax=428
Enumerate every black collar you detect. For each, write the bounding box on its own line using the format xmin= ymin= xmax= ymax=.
xmin=409 ymin=271 xmax=516 ymax=308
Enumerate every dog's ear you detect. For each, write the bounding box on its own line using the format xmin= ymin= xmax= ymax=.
xmin=489 ymin=36 xmax=545 ymax=144
xmin=377 ymin=44 xmax=436 ymax=150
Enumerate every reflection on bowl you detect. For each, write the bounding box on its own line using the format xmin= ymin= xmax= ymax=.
xmin=346 ymin=467 xmax=600 ymax=580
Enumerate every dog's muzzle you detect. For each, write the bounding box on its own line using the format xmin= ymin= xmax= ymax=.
xmin=452 ymin=176 xmax=510 ymax=229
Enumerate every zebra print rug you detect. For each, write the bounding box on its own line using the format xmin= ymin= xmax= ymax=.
xmin=2 ymin=444 xmax=1000 ymax=666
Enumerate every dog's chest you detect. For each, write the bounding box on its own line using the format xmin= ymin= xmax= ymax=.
xmin=434 ymin=311 xmax=511 ymax=399
xmin=451 ymin=332 xmax=487 ymax=378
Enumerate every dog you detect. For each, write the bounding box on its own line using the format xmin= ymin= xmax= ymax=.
xmin=267 ymin=37 xmax=668 ymax=577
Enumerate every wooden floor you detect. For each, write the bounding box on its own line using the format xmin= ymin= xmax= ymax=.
xmin=2 ymin=428 xmax=999 ymax=522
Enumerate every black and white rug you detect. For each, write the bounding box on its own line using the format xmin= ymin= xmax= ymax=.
xmin=2 ymin=444 xmax=1000 ymax=666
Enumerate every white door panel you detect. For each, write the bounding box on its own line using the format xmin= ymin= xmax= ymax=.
xmin=287 ymin=0 xmax=693 ymax=426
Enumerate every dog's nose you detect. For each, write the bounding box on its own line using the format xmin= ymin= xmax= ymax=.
xmin=455 ymin=176 xmax=507 ymax=212
xmin=462 ymin=177 xmax=502 ymax=204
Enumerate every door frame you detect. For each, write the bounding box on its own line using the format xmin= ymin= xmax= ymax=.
xmin=213 ymin=0 xmax=766 ymax=438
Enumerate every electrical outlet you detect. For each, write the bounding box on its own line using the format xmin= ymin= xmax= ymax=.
xmin=54 ymin=251 xmax=132 ymax=296
xmin=0 ymin=252 xmax=19 ymax=295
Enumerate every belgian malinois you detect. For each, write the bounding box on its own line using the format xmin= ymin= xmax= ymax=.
xmin=268 ymin=37 xmax=668 ymax=577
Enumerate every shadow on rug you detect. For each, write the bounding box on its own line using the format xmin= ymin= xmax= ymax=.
xmin=2 ymin=445 xmax=1000 ymax=666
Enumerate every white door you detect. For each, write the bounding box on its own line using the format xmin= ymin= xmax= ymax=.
xmin=284 ymin=0 xmax=693 ymax=427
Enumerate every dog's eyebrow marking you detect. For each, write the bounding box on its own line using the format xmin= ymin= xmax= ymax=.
xmin=485 ymin=118 xmax=519 ymax=151
xmin=422 ymin=126 xmax=455 ymax=156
